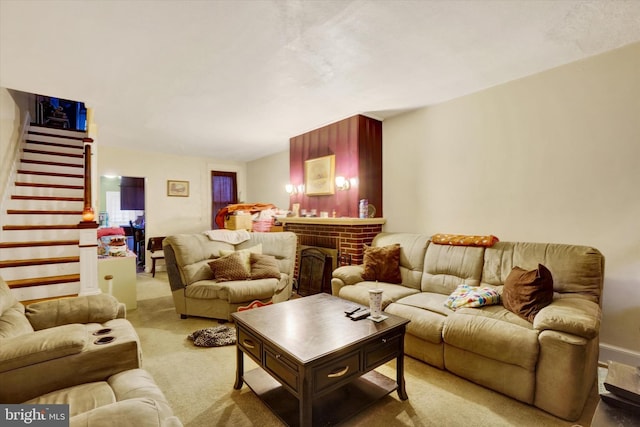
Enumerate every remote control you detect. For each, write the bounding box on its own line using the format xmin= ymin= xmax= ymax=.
xmin=350 ymin=309 xmax=370 ymax=320
xmin=344 ymin=305 xmax=361 ymax=315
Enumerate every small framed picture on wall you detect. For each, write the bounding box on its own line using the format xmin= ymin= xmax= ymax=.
xmin=304 ymin=155 xmax=335 ymax=196
xmin=167 ymin=180 xmax=189 ymax=197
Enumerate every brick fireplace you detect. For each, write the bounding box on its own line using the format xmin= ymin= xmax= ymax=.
xmin=277 ymin=217 xmax=386 ymax=282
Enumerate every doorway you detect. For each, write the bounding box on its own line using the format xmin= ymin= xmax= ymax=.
xmin=211 ymin=171 xmax=237 ymax=229
xmin=99 ymin=176 xmax=145 ymax=268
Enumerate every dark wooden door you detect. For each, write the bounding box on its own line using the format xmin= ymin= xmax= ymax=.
xmin=211 ymin=171 xmax=237 ymax=229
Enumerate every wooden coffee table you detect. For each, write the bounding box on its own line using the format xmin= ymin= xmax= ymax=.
xmin=232 ymin=293 xmax=409 ymax=426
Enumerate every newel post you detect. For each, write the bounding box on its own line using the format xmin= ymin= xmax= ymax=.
xmin=78 ymin=139 xmax=100 ymax=296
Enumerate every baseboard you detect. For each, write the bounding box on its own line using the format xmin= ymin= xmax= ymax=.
xmin=599 ymin=343 xmax=640 ymax=367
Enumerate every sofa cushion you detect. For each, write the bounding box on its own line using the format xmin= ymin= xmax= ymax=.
xmin=481 ymin=242 xmax=604 ymax=303
xmin=385 ymin=300 xmax=446 ymax=345
xmin=361 ymin=244 xmax=402 ymax=284
xmin=25 ymin=294 xmax=121 ymax=330
xmin=26 ymin=381 xmax=116 ymax=416
xmin=370 ymin=233 xmax=430 ymax=290
xmin=502 ymin=264 xmax=554 ymax=322
xmin=338 ymin=282 xmax=419 ymax=309
xmin=250 ymin=253 xmax=281 ymax=280
xmin=185 ymin=279 xmax=279 ymax=303
xmin=421 ymin=244 xmax=485 ymax=294
xmin=208 ymin=252 xmax=251 ymax=282
xmin=0 ymin=323 xmax=86 ymax=373
xmin=393 ymin=292 xmax=452 ymax=316
xmin=443 ymin=308 xmax=539 ymax=370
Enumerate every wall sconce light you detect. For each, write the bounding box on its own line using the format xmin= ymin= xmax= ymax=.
xmin=335 ymin=176 xmax=351 ymax=191
xmin=285 ymin=184 xmax=305 ymax=194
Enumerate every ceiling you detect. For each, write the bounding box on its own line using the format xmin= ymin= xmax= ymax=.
xmin=2 ymin=1 xmax=640 ymax=162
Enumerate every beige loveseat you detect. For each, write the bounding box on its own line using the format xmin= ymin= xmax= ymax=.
xmin=26 ymin=369 xmax=183 ymax=427
xmin=164 ymin=231 xmax=297 ymax=321
xmin=331 ymin=233 xmax=604 ymax=421
xmin=0 ymin=276 xmax=142 ymax=403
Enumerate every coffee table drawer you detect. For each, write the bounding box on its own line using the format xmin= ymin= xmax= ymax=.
xmin=265 ymin=346 xmax=299 ymax=392
xmin=314 ymin=351 xmax=361 ymax=394
xmin=365 ymin=332 xmax=402 ymax=369
xmin=238 ymin=328 xmax=262 ymax=362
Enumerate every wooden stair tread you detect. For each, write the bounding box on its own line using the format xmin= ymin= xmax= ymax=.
xmin=7 ymin=209 xmax=82 ymax=215
xmin=17 ymin=170 xmax=83 ymax=179
xmin=0 ymin=256 xmax=79 ymax=268
xmin=12 ymin=195 xmax=83 ymax=201
xmin=0 ymin=240 xmax=79 ymax=248
xmin=15 ymin=182 xmax=84 ymax=190
xmin=21 ymin=159 xmax=83 ymax=168
xmin=3 ymin=224 xmax=79 ymax=230
xmin=6 ymin=274 xmax=81 ymax=289
xmin=23 ymin=147 xmax=84 ymax=159
xmin=27 ymin=131 xmax=85 ymax=141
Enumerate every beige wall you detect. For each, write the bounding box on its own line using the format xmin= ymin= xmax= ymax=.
xmin=383 ymin=42 xmax=640 ymax=363
xmin=246 ymin=150 xmax=290 ymax=210
xmin=97 ymin=145 xmax=246 ymax=264
xmin=0 ymin=89 xmax=30 ymax=218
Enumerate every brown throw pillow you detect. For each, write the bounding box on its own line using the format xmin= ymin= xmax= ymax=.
xmin=208 ymin=252 xmax=250 ymax=282
xmin=502 ymin=264 xmax=554 ymax=322
xmin=361 ymin=244 xmax=402 ymax=284
xmin=250 ymin=253 xmax=281 ymax=280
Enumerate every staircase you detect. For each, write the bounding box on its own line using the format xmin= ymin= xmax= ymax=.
xmin=0 ymin=124 xmax=87 ymax=303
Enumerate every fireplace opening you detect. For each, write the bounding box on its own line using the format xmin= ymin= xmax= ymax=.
xmin=297 ymin=246 xmax=337 ymax=296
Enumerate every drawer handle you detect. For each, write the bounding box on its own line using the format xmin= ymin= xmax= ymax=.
xmin=382 ymin=338 xmax=387 ymax=343
xmin=243 ymin=339 xmax=255 ymax=349
xmin=327 ymin=366 xmax=349 ymax=378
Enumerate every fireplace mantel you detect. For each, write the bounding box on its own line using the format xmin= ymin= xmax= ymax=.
xmin=277 ymin=217 xmax=386 ymax=269
xmin=276 ymin=217 xmax=386 ymax=226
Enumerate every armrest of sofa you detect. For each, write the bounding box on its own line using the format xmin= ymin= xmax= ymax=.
xmin=70 ymin=398 xmax=183 ymax=427
xmin=533 ymin=297 xmax=601 ymax=339
xmin=0 ymin=324 xmax=86 ymax=372
xmin=332 ymin=265 xmax=364 ymax=286
xmin=331 ymin=265 xmax=365 ymax=295
xmin=25 ymin=294 xmax=122 ymax=330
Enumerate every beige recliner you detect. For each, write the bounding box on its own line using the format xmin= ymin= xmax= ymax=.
xmin=0 ymin=276 xmax=142 ymax=403
xmin=164 ymin=231 xmax=297 ymax=321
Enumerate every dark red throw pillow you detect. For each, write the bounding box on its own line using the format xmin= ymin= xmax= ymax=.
xmin=502 ymin=264 xmax=554 ymax=322
xmin=361 ymin=244 xmax=402 ymax=284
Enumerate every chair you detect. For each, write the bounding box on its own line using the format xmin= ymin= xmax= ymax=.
xmin=148 ymin=236 xmax=166 ymax=277
xmin=130 ymin=220 xmax=145 ymax=266
xmin=0 ymin=276 xmax=142 ymax=403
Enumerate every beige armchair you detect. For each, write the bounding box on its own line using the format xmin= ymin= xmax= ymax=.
xmin=164 ymin=231 xmax=297 ymax=321
xmin=0 ymin=276 xmax=142 ymax=403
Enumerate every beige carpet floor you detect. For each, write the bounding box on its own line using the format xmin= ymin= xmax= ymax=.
xmin=127 ymin=272 xmax=600 ymax=427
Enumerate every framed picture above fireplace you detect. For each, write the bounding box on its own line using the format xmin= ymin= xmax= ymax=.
xmin=304 ymin=155 xmax=335 ymax=196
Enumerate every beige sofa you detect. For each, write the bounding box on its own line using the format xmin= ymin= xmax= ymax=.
xmin=331 ymin=232 xmax=604 ymax=421
xmin=164 ymin=231 xmax=297 ymax=321
xmin=26 ymin=369 xmax=183 ymax=427
xmin=0 ymin=276 xmax=142 ymax=403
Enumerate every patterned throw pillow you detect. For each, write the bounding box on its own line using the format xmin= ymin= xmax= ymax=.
xmin=361 ymin=244 xmax=402 ymax=284
xmin=208 ymin=252 xmax=251 ymax=282
xmin=250 ymin=253 xmax=281 ymax=280
xmin=502 ymin=264 xmax=554 ymax=322
xmin=445 ymin=283 xmax=501 ymax=311
xmin=219 ymin=244 xmax=263 ymax=274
